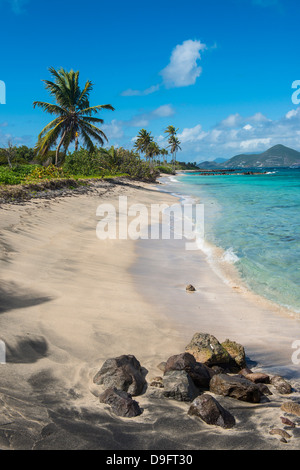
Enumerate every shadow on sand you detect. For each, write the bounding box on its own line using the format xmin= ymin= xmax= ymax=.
xmin=0 ymin=281 xmax=52 ymax=314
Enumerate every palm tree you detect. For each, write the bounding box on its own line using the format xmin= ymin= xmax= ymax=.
xmin=145 ymin=141 xmax=160 ymax=170
xmin=134 ymin=129 xmax=153 ymax=162
xmin=164 ymin=125 xmax=178 ymax=138
xmin=33 ymin=67 xmax=115 ymax=165
xmin=164 ymin=125 xmax=179 ymax=170
xmin=160 ymin=148 xmax=169 ymax=165
xmin=168 ymin=135 xmax=182 ymax=171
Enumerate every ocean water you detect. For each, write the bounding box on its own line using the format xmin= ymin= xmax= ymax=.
xmin=162 ymin=169 xmax=300 ymax=315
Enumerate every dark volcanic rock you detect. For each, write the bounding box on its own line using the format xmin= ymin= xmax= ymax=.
xmin=188 ymin=394 xmax=235 ymax=429
xmin=209 ymin=374 xmax=262 ymax=403
xmin=164 ymin=352 xmax=215 ymax=389
xmin=185 ymin=333 xmax=231 ymax=367
xmin=245 ymin=373 xmax=270 ymax=384
xmin=163 ymin=370 xmax=199 ymax=402
xmin=186 ymin=284 xmax=196 ymax=292
xmin=256 ymin=383 xmax=272 ymax=396
xmin=99 ymin=387 xmax=142 ymax=418
xmin=93 ymin=355 xmax=146 ymax=396
xmin=270 ymin=376 xmax=292 ymax=395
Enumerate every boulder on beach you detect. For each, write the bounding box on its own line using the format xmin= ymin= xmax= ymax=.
xmin=270 ymin=376 xmax=292 ymax=395
xmin=188 ymin=394 xmax=236 ymax=429
xmin=163 ymin=370 xmax=199 ymax=402
xmin=245 ymin=373 xmax=270 ymax=384
xmin=209 ymin=373 xmax=262 ymax=403
xmin=185 ymin=333 xmax=231 ymax=367
xmin=99 ymin=387 xmax=142 ymax=418
xmin=256 ymin=383 xmax=272 ymax=396
xmin=221 ymin=339 xmax=247 ymax=370
xmin=93 ymin=354 xmax=146 ymax=396
xmin=164 ymin=352 xmax=215 ymax=389
xmin=281 ymin=401 xmax=300 ymax=417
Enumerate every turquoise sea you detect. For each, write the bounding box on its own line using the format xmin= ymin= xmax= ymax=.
xmin=163 ymin=168 xmax=300 ymax=315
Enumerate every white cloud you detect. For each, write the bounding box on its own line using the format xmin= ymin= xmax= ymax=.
xmin=160 ymin=40 xmax=206 ymax=88
xmin=121 ymin=84 xmax=160 ymax=97
xmin=101 ymin=120 xmax=124 ymax=140
xmin=286 ymin=109 xmax=299 ymax=119
xmin=128 ymin=104 xmax=175 ymax=127
xmin=249 ymin=112 xmax=270 ymax=123
xmin=220 ymin=113 xmax=242 ymax=128
xmin=240 ymin=138 xmax=271 ymax=150
xmin=171 ymin=107 xmax=300 ymax=161
xmin=152 ymin=104 xmax=174 ymax=118
xmin=178 ymin=124 xmax=207 ymax=143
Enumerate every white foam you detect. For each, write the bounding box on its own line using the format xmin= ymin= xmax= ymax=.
xmin=222 ymin=247 xmax=239 ymax=264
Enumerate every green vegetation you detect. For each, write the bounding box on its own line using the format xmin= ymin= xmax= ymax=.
xmin=176 ymin=161 xmax=199 ymax=170
xmin=33 ymin=67 xmax=114 ymax=165
xmin=0 ymin=165 xmax=39 ymax=185
xmin=0 ymin=68 xmax=193 ymax=201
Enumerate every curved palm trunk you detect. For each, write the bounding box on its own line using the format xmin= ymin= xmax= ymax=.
xmin=56 ymin=130 xmax=66 ymax=166
xmin=75 ymin=133 xmax=79 ymax=152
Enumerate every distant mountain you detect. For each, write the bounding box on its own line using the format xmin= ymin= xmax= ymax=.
xmin=197 ymin=158 xmax=225 ymax=169
xmin=221 ymin=145 xmax=300 ymax=169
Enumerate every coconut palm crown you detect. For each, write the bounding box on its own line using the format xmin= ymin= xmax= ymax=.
xmin=33 ymin=67 xmax=115 ymax=165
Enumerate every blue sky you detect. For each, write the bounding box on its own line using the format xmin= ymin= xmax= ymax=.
xmin=0 ymin=0 xmax=300 ymax=161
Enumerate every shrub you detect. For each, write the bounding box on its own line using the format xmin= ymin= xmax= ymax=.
xmin=0 ymin=164 xmax=38 ymax=185
xmin=25 ymin=164 xmax=70 ymax=181
xmin=157 ymin=165 xmax=175 ymax=175
xmin=63 ymin=149 xmax=110 ymax=176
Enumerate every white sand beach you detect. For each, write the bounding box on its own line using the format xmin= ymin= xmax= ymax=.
xmin=0 ymin=180 xmax=299 ymax=450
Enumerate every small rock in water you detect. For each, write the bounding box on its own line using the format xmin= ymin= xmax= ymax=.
xmin=186 ymin=284 xmax=196 ymax=292
xmin=280 ymin=416 xmax=296 ymax=427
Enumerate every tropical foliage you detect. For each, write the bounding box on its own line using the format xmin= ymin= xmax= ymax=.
xmin=33 ymin=67 xmax=114 ymax=165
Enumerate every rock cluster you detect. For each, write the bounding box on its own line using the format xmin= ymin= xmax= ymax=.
xmin=93 ymin=332 xmax=299 ymax=440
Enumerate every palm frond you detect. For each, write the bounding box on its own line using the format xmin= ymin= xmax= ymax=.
xmin=79 ymin=104 xmax=115 ymax=116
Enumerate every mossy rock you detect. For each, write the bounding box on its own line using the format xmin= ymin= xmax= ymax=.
xmin=221 ymin=339 xmax=246 ymax=370
xmin=185 ymin=333 xmax=231 ymax=367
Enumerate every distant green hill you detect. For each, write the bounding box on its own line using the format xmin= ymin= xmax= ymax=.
xmin=221 ymin=145 xmax=300 ymax=168
xmin=197 ymin=158 xmax=226 ymax=169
